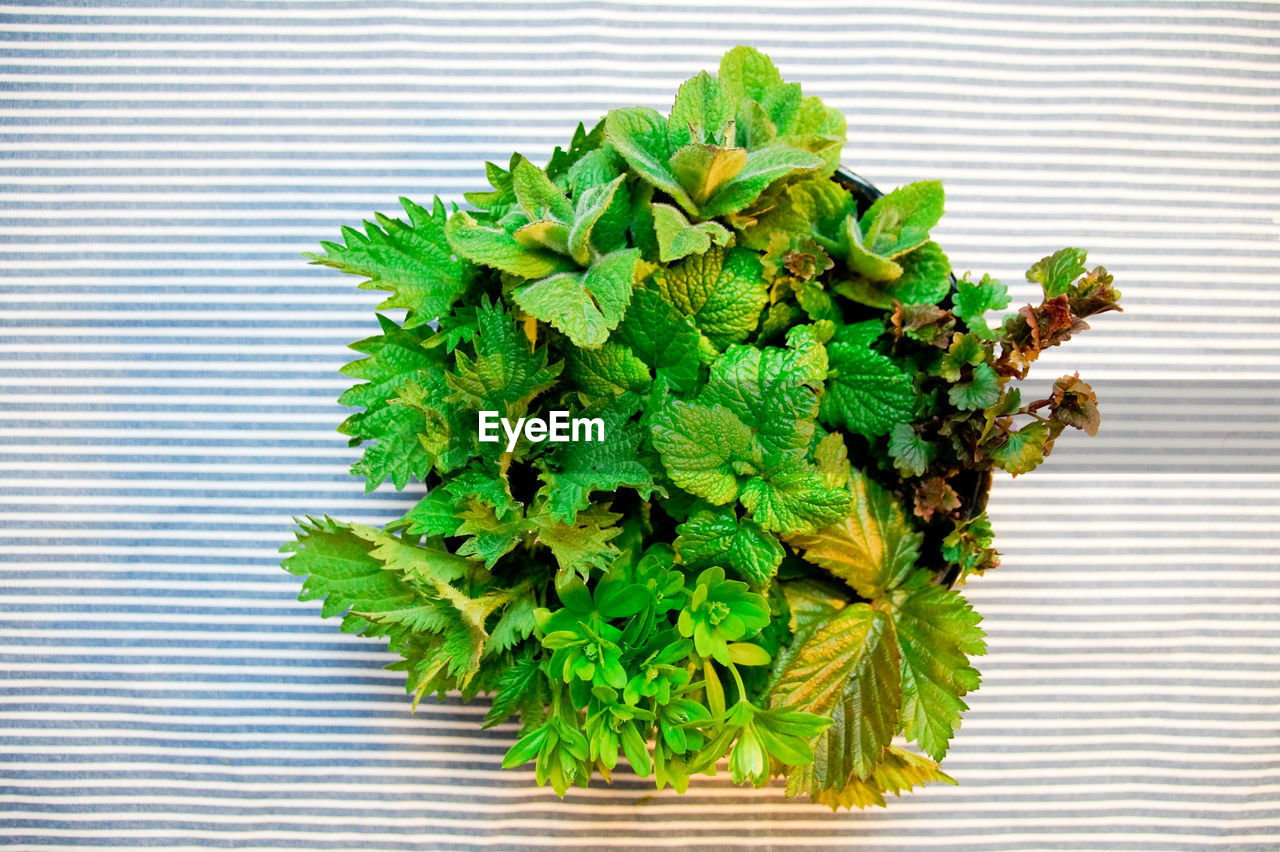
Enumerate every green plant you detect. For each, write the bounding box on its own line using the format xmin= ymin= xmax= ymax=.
xmin=281 ymin=45 xmax=1120 ymax=809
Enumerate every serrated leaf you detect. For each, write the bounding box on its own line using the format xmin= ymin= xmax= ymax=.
xmin=948 ymin=361 xmax=1000 ymax=410
xmin=512 ymin=248 xmax=638 ymax=348
xmin=675 ymin=503 xmax=785 ymax=587
xmin=887 ymin=423 xmax=936 ymax=477
xmin=307 ymin=196 xmax=473 ymax=328
xmin=529 ymin=503 xmax=624 ymax=585
xmin=719 ymin=45 xmax=785 ymax=104
xmin=738 ymin=460 xmax=851 ymax=534
xmin=783 ymin=468 xmax=922 ymax=600
xmin=1028 ymin=247 xmax=1088 ymax=297
xmin=859 ymin=180 xmax=944 ymax=259
xmin=773 ymin=603 xmax=901 ymax=782
xmin=651 ymin=400 xmax=758 ymax=505
xmin=821 ymin=335 xmax=916 ymax=439
xmin=954 ymin=272 xmax=1010 ymax=339
xmin=281 ymin=516 xmax=417 ymax=635
xmin=888 ymin=571 xmax=986 ymax=762
xmin=535 ymin=396 xmax=661 ymax=523
xmin=338 ymin=315 xmax=440 ymax=491
xmin=446 ymin=299 xmax=562 ymax=416
xmin=700 ymin=143 xmax=824 ymax=219
xmin=483 ymin=644 xmax=543 ymax=727
xmin=652 ymin=202 xmax=731 ymax=263
xmin=604 ymin=106 xmax=694 ymax=212
xmin=650 ymin=245 xmax=768 ymax=351
xmin=445 ymin=210 xmax=571 ymax=279
xmin=668 ymin=70 xmax=736 ymax=151
xmin=990 ymin=420 xmax=1051 ymax=475
xmin=511 ymin=156 xmax=575 ymax=223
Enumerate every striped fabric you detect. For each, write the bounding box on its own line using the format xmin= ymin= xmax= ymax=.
xmin=2 ymin=1 xmax=1278 ymax=849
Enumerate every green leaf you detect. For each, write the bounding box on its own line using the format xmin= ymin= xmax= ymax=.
xmin=990 ymin=420 xmax=1051 ymax=475
xmin=453 ymin=500 xmax=526 ymax=567
xmin=446 ymin=299 xmax=562 ymax=415
xmin=610 ymin=288 xmax=703 ymax=393
xmin=399 ymin=488 xmax=462 ymax=537
xmin=565 ymin=340 xmax=652 ymax=396
xmin=700 ymin=143 xmax=824 ymax=219
xmin=445 ymin=210 xmax=571 ymax=279
xmin=281 ymin=516 xmax=417 ymax=634
xmin=652 ymin=202 xmax=731 ymax=263
xmin=1028 ymin=247 xmax=1088 ymax=297
xmin=939 ymin=333 xmax=985 ymax=382
xmin=888 ymin=571 xmax=985 ymax=761
xmin=886 ymin=241 xmax=951 ymax=306
xmin=485 ymin=594 xmax=538 ymax=656
xmin=483 ymin=643 xmax=543 ymax=727
xmin=738 ymin=175 xmax=853 ymax=252
xmin=821 ymin=334 xmax=916 ymax=438
xmin=772 ymin=603 xmax=900 ymax=782
xmin=948 ymin=361 xmax=1000 ymax=410
xmin=345 ymin=522 xmax=472 ymax=587
xmin=566 ymin=286 xmax=703 ymax=397
xmin=651 ymin=400 xmax=759 ymax=506
xmin=568 ymin=174 xmax=627 ymax=263
xmin=668 ymin=70 xmax=736 ymax=151
xmin=307 ymin=196 xmax=473 ymax=328
xmin=699 ymin=341 xmax=821 ymax=459
xmin=338 ymin=315 xmax=440 ymax=490
xmin=511 ymin=156 xmax=575 ymax=223
xmin=536 ymin=396 xmax=662 ymax=523
xmin=738 ymin=460 xmax=851 ymax=534
xmin=860 ymin=180 xmax=945 ymax=258
xmin=719 ymin=45 xmax=785 ymax=104
xmin=528 ymin=504 xmax=624 ymax=585
xmin=604 ymin=106 xmax=693 ymax=211
xmin=512 ymin=248 xmax=639 ymax=348
xmin=954 ymin=273 xmax=1010 ymax=339
xmin=650 ymin=245 xmax=769 ymax=351
xmin=783 ymin=468 xmax=922 ymax=600
xmin=675 ymin=503 xmax=785 ymax=588
xmin=887 ymin=423 xmax=936 ymax=477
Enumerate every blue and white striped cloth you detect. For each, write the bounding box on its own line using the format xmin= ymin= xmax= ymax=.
xmin=3 ymin=2 xmax=1279 ymax=848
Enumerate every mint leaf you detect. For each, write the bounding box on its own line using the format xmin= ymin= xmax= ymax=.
xmin=821 ymin=333 xmax=916 ymax=438
xmin=860 ymin=180 xmax=945 ymax=259
xmin=652 ymin=202 xmax=731 ymax=263
xmin=650 ymin=246 xmax=768 ymax=351
xmin=445 ymin=210 xmax=571 ymax=279
xmin=512 ymin=248 xmax=638 ymax=348
xmin=668 ymin=70 xmax=736 ymax=151
xmin=675 ymin=503 xmax=784 ymax=588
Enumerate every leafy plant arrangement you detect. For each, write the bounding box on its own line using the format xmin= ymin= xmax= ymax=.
xmin=281 ymin=46 xmax=1120 ymax=809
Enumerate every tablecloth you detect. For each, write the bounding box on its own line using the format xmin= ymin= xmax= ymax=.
xmin=3 ymin=1 xmax=1279 ymax=848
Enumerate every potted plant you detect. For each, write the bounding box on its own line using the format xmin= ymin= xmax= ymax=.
xmin=281 ymin=45 xmax=1120 ymax=809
